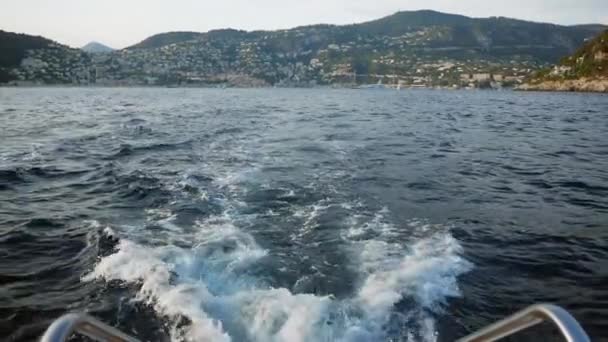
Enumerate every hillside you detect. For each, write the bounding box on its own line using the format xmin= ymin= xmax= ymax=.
xmin=125 ymin=11 xmax=603 ymax=63
xmin=0 ymin=30 xmax=92 ymax=84
xmin=82 ymin=41 xmax=114 ymax=53
xmin=519 ymin=30 xmax=608 ymax=92
xmin=558 ymin=30 xmax=608 ymax=77
xmin=109 ymin=11 xmax=605 ymax=87
xmin=2 ymin=10 xmax=606 ymax=87
xmin=128 ymin=31 xmax=202 ymax=49
xmin=0 ymin=30 xmax=56 ymax=82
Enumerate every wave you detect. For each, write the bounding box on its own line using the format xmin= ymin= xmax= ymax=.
xmin=108 ymin=141 xmax=193 ymax=159
xmin=0 ymin=166 xmax=89 ymax=188
xmin=84 ymin=207 xmax=471 ymax=342
xmin=214 ymin=127 xmax=245 ymax=136
xmin=84 ymin=167 xmax=177 ymax=206
xmin=0 ymin=169 xmax=25 ymax=186
xmin=557 ymin=180 xmax=608 ymax=194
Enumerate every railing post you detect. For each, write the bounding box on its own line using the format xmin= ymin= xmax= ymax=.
xmin=40 ymin=313 xmax=140 ymax=342
xmin=457 ymin=304 xmax=591 ymax=342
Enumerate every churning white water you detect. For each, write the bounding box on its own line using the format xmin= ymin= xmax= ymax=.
xmin=85 ymin=206 xmax=471 ymax=342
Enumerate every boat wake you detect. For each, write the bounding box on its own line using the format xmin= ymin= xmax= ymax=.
xmin=84 ymin=207 xmax=471 ymax=342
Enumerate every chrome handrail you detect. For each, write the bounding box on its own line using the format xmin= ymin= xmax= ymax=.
xmin=41 ymin=304 xmax=590 ymax=342
xmin=40 ymin=313 xmax=140 ymax=342
xmin=457 ymin=304 xmax=590 ymax=342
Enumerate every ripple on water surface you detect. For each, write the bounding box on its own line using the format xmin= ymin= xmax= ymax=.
xmin=0 ymin=88 xmax=607 ymax=341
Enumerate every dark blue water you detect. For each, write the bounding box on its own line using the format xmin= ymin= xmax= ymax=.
xmin=1 ymin=88 xmax=607 ymax=341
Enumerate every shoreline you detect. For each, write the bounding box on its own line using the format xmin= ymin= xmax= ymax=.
xmin=517 ymin=78 xmax=608 ymax=93
xmin=0 ymin=83 xmax=513 ymax=91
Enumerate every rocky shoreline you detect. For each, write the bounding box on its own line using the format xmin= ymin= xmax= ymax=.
xmin=517 ymin=78 xmax=608 ymax=93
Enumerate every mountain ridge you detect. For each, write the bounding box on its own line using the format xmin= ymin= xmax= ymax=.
xmin=0 ymin=30 xmax=64 ymax=82
xmin=125 ymin=10 xmax=605 ymax=51
xmin=2 ymin=10 xmax=607 ymax=87
xmin=128 ymin=31 xmax=202 ymax=49
xmin=81 ymin=41 xmax=114 ymax=53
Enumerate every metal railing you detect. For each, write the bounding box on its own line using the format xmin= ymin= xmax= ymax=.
xmin=40 ymin=313 xmax=140 ymax=342
xmin=41 ymin=304 xmax=590 ymax=342
xmin=457 ymin=304 xmax=590 ymax=342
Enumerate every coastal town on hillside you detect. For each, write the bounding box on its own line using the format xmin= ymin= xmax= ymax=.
xmin=1 ymin=24 xmax=549 ymax=89
xmin=5 ymin=39 xmax=539 ymax=89
xmin=1 ymin=11 xmax=605 ymax=90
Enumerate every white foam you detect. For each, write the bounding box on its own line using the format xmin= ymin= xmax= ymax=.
xmin=23 ymin=143 xmax=43 ymax=161
xmin=84 ymin=214 xmax=332 ymax=342
xmin=291 ymin=199 xmax=331 ymax=239
xmin=214 ymin=169 xmax=249 ymax=190
xmin=145 ymin=208 xmax=174 ymax=221
xmin=85 ymin=208 xmax=471 ymax=342
xmin=85 ymin=219 xmax=117 ymax=240
xmin=342 ymin=209 xmax=395 ymax=241
xmin=346 ymin=211 xmax=472 ymax=341
xmin=356 ymin=233 xmax=471 ymax=323
xmin=83 ymin=240 xmax=231 ymax=342
xmin=103 ymin=226 xmax=117 ymax=239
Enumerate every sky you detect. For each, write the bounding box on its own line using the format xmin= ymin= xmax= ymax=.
xmin=1 ymin=0 xmax=607 ymax=49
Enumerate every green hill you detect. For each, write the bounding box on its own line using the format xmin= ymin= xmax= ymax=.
xmin=125 ymin=10 xmax=604 ymax=64
xmin=128 ymin=31 xmax=202 ymax=49
xmin=520 ymin=30 xmax=608 ymax=92
xmin=558 ymin=30 xmax=608 ymax=78
xmin=0 ymin=30 xmax=56 ymax=82
xmin=0 ymin=30 xmax=91 ymax=84
xmin=0 ymin=30 xmax=55 ymax=67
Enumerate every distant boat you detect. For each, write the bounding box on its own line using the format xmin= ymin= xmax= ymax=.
xmin=357 ymin=79 xmax=387 ymax=90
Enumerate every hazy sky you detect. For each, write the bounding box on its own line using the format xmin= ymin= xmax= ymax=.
xmin=1 ymin=0 xmax=607 ymax=48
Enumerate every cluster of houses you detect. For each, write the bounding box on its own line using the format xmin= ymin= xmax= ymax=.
xmin=324 ymin=59 xmax=530 ymax=88
xmin=6 ymin=26 xmax=540 ymax=88
xmin=9 ymin=46 xmax=92 ymax=85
